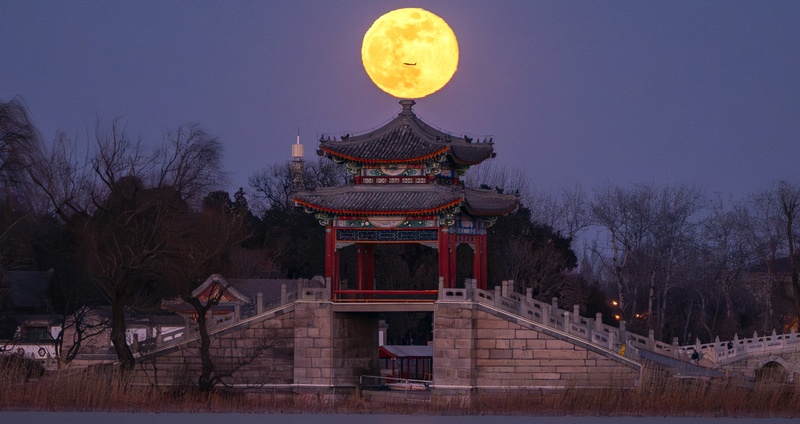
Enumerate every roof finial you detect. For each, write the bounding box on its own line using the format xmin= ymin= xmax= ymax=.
xmin=399 ymin=99 xmax=416 ymax=115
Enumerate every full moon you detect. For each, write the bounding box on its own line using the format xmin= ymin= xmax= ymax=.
xmin=361 ymin=8 xmax=459 ymax=99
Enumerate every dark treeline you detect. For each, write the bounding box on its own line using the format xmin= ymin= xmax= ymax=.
xmin=1 ymin=97 xmax=798 ymax=385
xmin=469 ymin=162 xmax=800 ymax=343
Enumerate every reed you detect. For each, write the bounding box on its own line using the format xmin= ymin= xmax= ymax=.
xmin=1 ymin=360 xmax=798 ymax=417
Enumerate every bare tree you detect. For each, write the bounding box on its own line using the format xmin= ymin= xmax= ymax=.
xmin=589 ymin=183 xmax=704 ymax=338
xmin=31 ymin=119 xmax=226 ymax=369
xmin=0 ymin=97 xmax=45 ymax=206
xmin=745 ymin=190 xmax=785 ymax=329
xmin=700 ymin=198 xmax=753 ymax=332
xmin=523 ymin=183 xmax=591 ymax=242
xmin=646 ymin=184 xmax=703 ymax=339
xmin=54 ymin=306 xmax=109 ymax=365
xmin=249 ymin=158 xmax=347 ymax=215
xmin=777 ymin=180 xmax=800 ymax=321
xmin=151 ymin=125 xmax=227 ymax=201
xmin=590 ymin=184 xmax=655 ymax=324
xmin=160 ymin=192 xmax=249 ymax=391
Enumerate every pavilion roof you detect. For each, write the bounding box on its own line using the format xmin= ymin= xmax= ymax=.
xmin=293 ymin=184 xmax=518 ymax=217
xmin=462 ymin=187 xmax=520 ymax=217
xmin=318 ymin=100 xmax=494 ymax=166
xmin=293 ymin=184 xmax=461 ymax=215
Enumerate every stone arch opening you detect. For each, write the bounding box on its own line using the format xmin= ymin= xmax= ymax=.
xmin=755 ymin=360 xmax=789 ymax=383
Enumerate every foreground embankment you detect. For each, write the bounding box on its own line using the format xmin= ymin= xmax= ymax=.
xmin=1 ymin=358 xmax=798 ymax=417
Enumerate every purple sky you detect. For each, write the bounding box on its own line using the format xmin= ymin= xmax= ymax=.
xmin=2 ymin=1 xmax=799 ymax=200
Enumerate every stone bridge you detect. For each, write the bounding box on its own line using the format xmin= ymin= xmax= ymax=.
xmin=123 ymin=278 xmax=799 ymax=391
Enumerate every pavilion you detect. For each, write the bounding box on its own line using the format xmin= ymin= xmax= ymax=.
xmin=292 ymin=100 xmax=518 ymax=300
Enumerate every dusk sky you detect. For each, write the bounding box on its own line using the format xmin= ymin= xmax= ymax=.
xmin=2 ymin=1 xmax=799 ymax=201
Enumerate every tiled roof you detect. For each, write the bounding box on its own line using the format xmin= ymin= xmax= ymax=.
xmin=293 ymin=184 xmax=519 ymax=217
xmin=318 ymin=100 xmax=494 ymax=165
xmin=463 ymin=187 xmax=520 ymax=216
xmin=319 ymin=125 xmax=448 ymax=163
xmin=294 ymin=184 xmax=462 ymax=215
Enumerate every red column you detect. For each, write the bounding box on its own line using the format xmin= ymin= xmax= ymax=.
xmin=325 ymin=227 xmax=338 ymax=295
xmin=448 ymin=231 xmax=457 ymax=288
xmin=438 ymin=227 xmax=450 ymax=287
xmin=356 ymin=244 xmax=375 ymax=291
xmin=480 ymin=233 xmax=488 ymax=289
xmin=356 ymin=244 xmax=365 ymax=291
xmin=334 ymin=249 xmax=340 ymax=291
xmin=472 ymin=234 xmax=482 ymax=290
xmin=364 ymin=244 xmax=375 ymax=290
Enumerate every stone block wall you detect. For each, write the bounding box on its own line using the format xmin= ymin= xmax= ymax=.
xmin=132 ymin=308 xmax=296 ymax=387
xmin=723 ymin=350 xmax=800 ymax=382
xmin=433 ymin=302 xmax=641 ymax=391
xmin=293 ymin=301 xmax=334 ymax=386
xmin=131 ymin=301 xmax=379 ymax=389
xmin=293 ymin=302 xmax=379 ymax=387
xmin=432 ymin=302 xmax=476 ymax=389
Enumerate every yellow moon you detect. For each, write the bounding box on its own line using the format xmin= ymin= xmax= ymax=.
xmin=361 ymin=8 xmax=459 ymax=99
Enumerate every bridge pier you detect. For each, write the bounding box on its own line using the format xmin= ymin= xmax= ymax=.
xmin=431 ymin=298 xmax=641 ymax=395
xmin=432 ymin=302 xmax=477 ymax=394
xmin=293 ymin=301 xmax=379 ymax=389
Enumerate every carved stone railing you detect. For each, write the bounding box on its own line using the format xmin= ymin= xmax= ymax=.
xmin=135 ymin=278 xmax=314 ymax=356
xmin=438 ymin=278 xmax=633 ymax=356
xmin=438 ymin=277 xmax=800 ymax=368
xmin=680 ymin=329 xmax=800 ymax=366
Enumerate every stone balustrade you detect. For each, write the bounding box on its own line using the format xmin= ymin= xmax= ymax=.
xmin=682 ymin=329 xmax=800 ymax=366
xmin=134 ymin=279 xmax=316 ymax=356
xmin=438 ymin=278 xmax=632 ymax=357
xmin=438 ymin=277 xmax=800 ymax=369
xmin=132 ymin=275 xmax=800 ymax=372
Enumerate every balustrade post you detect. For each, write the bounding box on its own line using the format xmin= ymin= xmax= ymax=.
xmin=672 ymin=337 xmax=679 ymax=358
xmin=494 ymin=286 xmax=502 ymax=307
xmin=438 ymin=277 xmax=444 ymax=300
xmin=257 ymin=292 xmax=263 ymax=314
xmin=551 ymin=297 xmax=559 ymax=316
xmin=648 ymin=329 xmax=655 ymax=350
xmin=563 ymin=311 xmax=570 ymax=333
xmin=619 ymin=321 xmax=627 ymax=346
xmin=595 ymin=313 xmax=603 ymax=332
xmin=542 ymin=302 xmax=550 ymax=326
xmin=608 ymin=331 xmax=615 ymax=351
xmin=325 ymin=277 xmax=332 ymax=300
xmin=573 ymin=305 xmax=580 ymax=324
xmin=526 ymin=288 xmax=533 ymax=303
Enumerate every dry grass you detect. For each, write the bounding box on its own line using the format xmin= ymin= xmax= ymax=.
xmin=1 ymin=358 xmax=798 ymax=417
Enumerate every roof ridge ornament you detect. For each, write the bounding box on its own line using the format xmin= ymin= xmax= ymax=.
xmin=399 ymin=99 xmax=416 ymax=115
